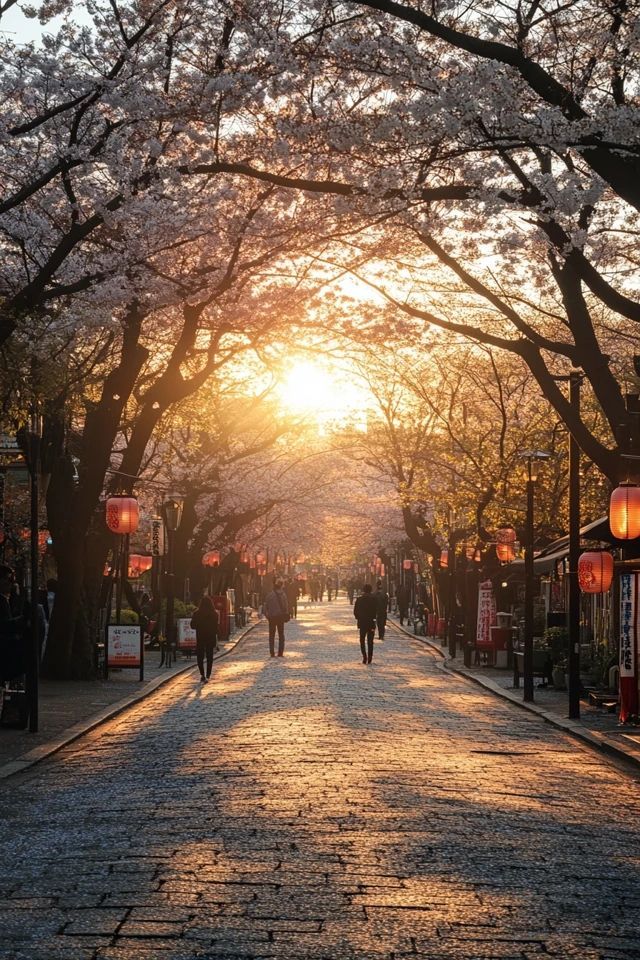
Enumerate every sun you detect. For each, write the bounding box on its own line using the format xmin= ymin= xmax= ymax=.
xmin=277 ymin=359 xmax=366 ymax=424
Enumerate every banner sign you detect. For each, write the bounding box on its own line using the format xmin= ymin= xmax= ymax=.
xmin=177 ymin=618 xmax=197 ymax=651
xmin=151 ymin=518 xmax=165 ymax=557
xmin=476 ymin=580 xmax=497 ymax=647
xmin=619 ymin=573 xmax=639 ymax=722
xmin=107 ymin=625 xmax=141 ymax=668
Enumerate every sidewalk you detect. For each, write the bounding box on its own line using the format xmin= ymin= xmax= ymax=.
xmin=0 ymin=616 xmax=262 ymax=779
xmin=392 ymin=616 xmax=640 ymax=770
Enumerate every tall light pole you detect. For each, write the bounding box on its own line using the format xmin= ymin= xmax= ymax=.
xmin=162 ymin=497 xmax=183 ymax=660
xmin=26 ymin=406 xmax=42 ymax=733
xmin=520 ymin=450 xmax=550 ymax=703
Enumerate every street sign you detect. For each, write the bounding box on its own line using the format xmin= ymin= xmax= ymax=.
xmin=151 ymin=518 xmax=165 ymax=557
xmin=0 ymin=435 xmax=19 ymax=453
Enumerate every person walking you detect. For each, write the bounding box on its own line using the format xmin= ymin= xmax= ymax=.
xmin=396 ymin=583 xmax=410 ymax=625
xmin=326 ymin=577 xmax=333 ymax=602
xmin=190 ymin=595 xmax=219 ymax=682
xmin=374 ymin=580 xmax=389 ymax=641
xmin=263 ymin=579 xmax=290 ymax=657
xmin=285 ymin=577 xmax=299 ymax=619
xmin=354 ymin=583 xmax=377 ymax=664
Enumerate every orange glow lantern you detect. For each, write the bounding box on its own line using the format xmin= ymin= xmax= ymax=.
xmin=497 ymin=526 xmax=517 ymax=544
xmin=440 ymin=549 xmax=448 ymax=569
xmin=609 ymin=484 xmax=640 ymax=539
xmin=578 ymin=551 xmax=614 ymax=593
xmin=496 ymin=542 xmax=516 ymax=563
xmin=380 ymin=563 xmax=385 ymax=577
xmin=209 ymin=549 xmax=220 ymax=567
xmin=106 ymin=496 xmax=139 ymax=534
xmin=402 ymin=559 xmax=412 ymax=570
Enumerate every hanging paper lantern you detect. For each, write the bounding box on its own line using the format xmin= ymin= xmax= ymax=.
xmin=440 ymin=549 xmax=448 ymax=569
xmin=402 ymin=559 xmax=412 ymax=570
xmin=496 ymin=542 xmax=516 ymax=563
xmin=496 ymin=526 xmax=517 ymax=544
xmin=474 ymin=548 xmax=482 ymax=562
xmin=609 ymin=484 xmax=640 ymax=539
xmin=578 ymin=551 xmax=614 ymax=593
xmin=380 ymin=563 xmax=385 ymax=577
xmin=106 ymin=496 xmax=139 ymax=534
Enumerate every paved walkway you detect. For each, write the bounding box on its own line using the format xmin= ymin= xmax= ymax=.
xmin=0 ymin=620 xmax=259 ymax=777
xmin=395 ymin=618 xmax=640 ymax=769
xmin=0 ymin=598 xmax=639 ymax=959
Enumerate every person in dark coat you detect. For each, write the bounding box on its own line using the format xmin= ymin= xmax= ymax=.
xmin=354 ymin=583 xmax=378 ymax=664
xmin=285 ymin=578 xmax=299 ymax=619
xmin=396 ymin=583 xmax=410 ymax=625
xmin=374 ymin=580 xmax=389 ymax=640
xmin=190 ymin=595 xmax=218 ymax=682
xmin=263 ymin=579 xmax=290 ymax=657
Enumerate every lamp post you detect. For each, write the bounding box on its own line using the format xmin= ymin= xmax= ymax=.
xmin=26 ymin=406 xmax=42 ymax=733
xmin=162 ymin=497 xmax=183 ymax=659
xmin=520 ymin=450 xmax=550 ymax=702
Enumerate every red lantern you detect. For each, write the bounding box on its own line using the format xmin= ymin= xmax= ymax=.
xmin=402 ymin=559 xmax=412 ymax=570
xmin=497 ymin=526 xmax=517 ymax=544
xmin=578 ymin=551 xmax=614 ymax=593
xmin=496 ymin=542 xmax=516 ymax=563
xmin=209 ymin=549 xmax=220 ymax=568
xmin=474 ymin=548 xmax=482 ymax=562
xmin=610 ymin=484 xmax=640 ymax=539
xmin=106 ymin=496 xmax=139 ymax=534
xmin=128 ymin=554 xmax=143 ymax=578
xmin=440 ymin=549 xmax=448 ymax=569
xmin=380 ymin=563 xmax=385 ymax=577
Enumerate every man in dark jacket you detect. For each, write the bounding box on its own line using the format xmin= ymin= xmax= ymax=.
xmin=354 ymin=583 xmax=377 ymax=664
xmin=396 ymin=583 xmax=410 ymax=625
xmin=263 ymin=579 xmax=290 ymax=657
xmin=374 ymin=580 xmax=388 ymax=641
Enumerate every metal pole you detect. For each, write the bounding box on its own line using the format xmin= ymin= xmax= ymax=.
xmin=27 ymin=430 xmax=39 ymax=732
xmin=524 ymin=463 xmax=535 ymax=702
xmin=166 ymin=528 xmax=175 ymax=656
xmin=568 ymin=371 xmax=581 ymax=718
xmin=448 ymin=544 xmax=457 ymax=658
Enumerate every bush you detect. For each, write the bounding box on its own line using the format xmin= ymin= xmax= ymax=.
xmin=543 ymin=626 xmax=569 ymax=661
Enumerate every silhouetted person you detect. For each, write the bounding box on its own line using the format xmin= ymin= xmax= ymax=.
xmin=396 ymin=583 xmax=410 ymax=625
xmin=374 ymin=580 xmax=389 ymax=641
xmin=285 ymin=578 xmax=299 ymax=619
xmin=190 ymin=595 xmax=219 ymax=682
xmin=326 ymin=577 xmax=333 ymax=601
xmin=263 ymin=579 xmax=290 ymax=657
xmin=354 ymin=583 xmax=377 ymax=664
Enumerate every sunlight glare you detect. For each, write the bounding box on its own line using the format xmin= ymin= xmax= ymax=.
xmin=277 ymin=360 xmax=366 ymax=427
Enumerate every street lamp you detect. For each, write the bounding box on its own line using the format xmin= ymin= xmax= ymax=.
xmin=162 ymin=497 xmax=183 ymax=660
xmin=26 ymin=406 xmax=42 ymax=733
xmin=520 ymin=450 xmax=550 ymax=703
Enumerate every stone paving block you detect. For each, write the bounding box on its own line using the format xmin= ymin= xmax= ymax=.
xmin=0 ymin=606 xmax=639 ymax=959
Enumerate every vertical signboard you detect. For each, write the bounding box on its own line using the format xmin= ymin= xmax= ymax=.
xmin=151 ymin=518 xmax=165 ymax=557
xmin=476 ymin=580 xmax=497 ymax=647
xmin=619 ymin=572 xmax=639 ymax=723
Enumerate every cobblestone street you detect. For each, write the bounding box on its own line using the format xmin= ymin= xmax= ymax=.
xmin=0 ymin=598 xmax=639 ymax=960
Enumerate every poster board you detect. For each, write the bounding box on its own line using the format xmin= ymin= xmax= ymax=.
xmin=476 ymin=580 xmax=497 ymax=647
xmin=107 ymin=625 xmax=141 ymax=669
xmin=177 ymin=618 xmax=197 ymax=651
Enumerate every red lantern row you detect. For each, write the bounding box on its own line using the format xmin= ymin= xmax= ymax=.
xmin=106 ymin=496 xmax=139 ymax=535
xmin=128 ymin=554 xmax=152 ymax=578
xmin=496 ymin=542 xmax=516 ymax=563
xmin=202 ymin=549 xmax=221 ymax=568
xmin=578 ymin=551 xmax=614 ymax=593
xmin=610 ymin=484 xmax=640 ymax=540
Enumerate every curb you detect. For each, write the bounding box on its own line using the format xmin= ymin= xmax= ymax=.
xmin=391 ymin=617 xmax=640 ymax=772
xmin=0 ymin=618 xmax=263 ymax=781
